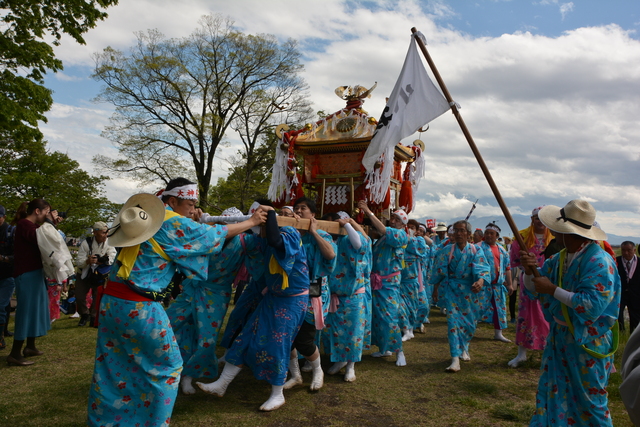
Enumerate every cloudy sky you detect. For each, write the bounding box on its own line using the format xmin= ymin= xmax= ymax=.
xmin=41 ymin=0 xmax=640 ymax=238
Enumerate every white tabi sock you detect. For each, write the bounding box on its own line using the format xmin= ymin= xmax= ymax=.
xmin=402 ymin=328 xmax=414 ymax=342
xmin=344 ymin=362 xmax=356 ymax=382
xmin=396 ymin=350 xmax=407 ymax=367
xmin=328 ymin=361 xmax=347 ymax=375
xmin=180 ymin=375 xmax=196 ymax=395
xmin=508 ymin=345 xmax=528 ymax=368
xmin=283 ymin=357 xmax=304 ymax=390
xmin=309 ymin=357 xmax=324 ymax=391
xmin=259 ymin=385 xmax=286 ymax=411
xmin=371 ymin=350 xmax=393 ymax=358
xmin=461 ymin=350 xmax=470 ymax=361
xmin=494 ymin=329 xmax=511 ymax=343
xmin=446 ymin=357 xmax=461 ymax=372
xmin=300 ymin=359 xmax=313 ymax=372
xmin=196 ymin=363 xmax=241 ymax=397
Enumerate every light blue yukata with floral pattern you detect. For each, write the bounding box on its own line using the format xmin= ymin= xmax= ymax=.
xmin=476 ymin=241 xmax=510 ymax=330
xmin=167 ymin=234 xmax=246 ymax=380
xmin=88 ymin=207 xmax=228 ymax=427
xmin=362 ymin=235 xmax=373 ymax=350
xmin=219 ymin=233 xmax=270 ymax=350
xmin=370 ymin=227 xmax=408 ymax=354
xmin=431 ymin=242 xmax=490 ymax=358
xmin=301 ymin=230 xmax=336 ymax=331
xmin=430 ymin=239 xmax=451 ymax=310
xmin=527 ymin=242 xmax=620 ymax=427
xmin=399 ymin=236 xmax=428 ymax=330
xmin=225 ymin=226 xmax=310 ymax=386
xmin=418 ymin=241 xmax=433 ymax=323
xmin=324 ymin=230 xmax=371 ymax=362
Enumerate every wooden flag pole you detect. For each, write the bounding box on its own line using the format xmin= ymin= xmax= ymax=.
xmin=410 ymin=27 xmax=538 ymax=277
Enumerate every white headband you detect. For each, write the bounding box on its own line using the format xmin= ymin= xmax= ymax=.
xmin=222 ymin=207 xmax=243 ymax=217
xmin=159 ymin=184 xmax=199 ymax=200
xmin=418 ymin=224 xmax=427 ymax=232
xmin=337 ymin=211 xmax=350 ymax=220
xmin=485 ymin=224 xmax=501 ymax=233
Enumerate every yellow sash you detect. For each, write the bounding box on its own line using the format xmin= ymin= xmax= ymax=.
xmin=269 ymin=255 xmax=289 ymax=290
xmin=116 ymin=209 xmax=178 ymax=280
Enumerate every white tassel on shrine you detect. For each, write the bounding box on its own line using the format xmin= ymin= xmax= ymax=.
xmin=268 ymin=135 xmax=291 ymax=202
xmin=408 ymin=146 xmax=425 ymax=212
xmin=364 ymin=144 xmax=395 ymax=204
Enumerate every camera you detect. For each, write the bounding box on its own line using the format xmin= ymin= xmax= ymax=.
xmin=95 ymin=254 xmax=110 ymax=265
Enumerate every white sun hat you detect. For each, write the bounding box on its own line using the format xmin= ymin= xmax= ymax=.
xmin=537 ymin=199 xmax=607 ymax=241
xmin=107 ymin=193 xmax=166 ymax=248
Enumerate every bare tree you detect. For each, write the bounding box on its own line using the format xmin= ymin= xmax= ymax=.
xmin=227 ymin=78 xmax=313 ymax=210
xmin=92 ymin=14 xmax=310 ymax=206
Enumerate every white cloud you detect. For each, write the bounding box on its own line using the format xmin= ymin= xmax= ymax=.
xmin=559 ymin=2 xmax=574 ymax=20
xmin=41 ymin=0 xmax=640 ymax=237
xmin=536 ymin=0 xmax=575 ymax=21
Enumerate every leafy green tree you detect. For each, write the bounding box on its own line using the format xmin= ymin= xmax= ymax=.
xmin=0 ymin=138 xmax=119 ymax=237
xmin=92 ymin=14 xmax=310 ymax=207
xmin=0 ymin=0 xmax=119 ymax=146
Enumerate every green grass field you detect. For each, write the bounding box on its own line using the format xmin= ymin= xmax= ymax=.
xmin=0 ymin=307 xmax=633 ymax=427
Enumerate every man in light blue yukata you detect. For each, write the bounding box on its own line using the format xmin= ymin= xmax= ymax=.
xmin=167 ymin=206 xmax=253 ymax=396
xmin=358 ymin=200 xmax=409 ymax=367
xmin=476 ymin=222 xmax=514 ymax=343
xmin=283 ymin=196 xmax=336 ymax=392
xmin=197 ymin=207 xmax=310 ymax=412
xmin=323 ymin=211 xmax=372 ymax=382
xmin=520 ymin=200 xmax=620 ymax=427
xmin=88 ymin=178 xmax=267 ymax=427
xmin=430 ymin=222 xmax=451 ymax=314
xmin=399 ymin=219 xmax=429 ymax=341
xmin=431 ymin=220 xmax=490 ymax=372
xmin=415 ymin=223 xmax=434 ymax=327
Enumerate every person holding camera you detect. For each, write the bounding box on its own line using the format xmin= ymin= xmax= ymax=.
xmin=75 ymin=221 xmax=116 ymax=327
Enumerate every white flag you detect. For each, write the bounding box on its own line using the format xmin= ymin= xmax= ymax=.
xmin=362 ymin=36 xmax=450 ymax=172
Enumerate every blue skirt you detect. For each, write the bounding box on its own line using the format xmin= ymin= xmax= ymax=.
xmin=14 ymin=269 xmax=50 ymax=341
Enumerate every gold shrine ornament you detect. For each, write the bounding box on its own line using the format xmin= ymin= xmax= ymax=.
xmin=336 ymin=117 xmax=357 ymax=133
xmin=275 ymin=123 xmax=290 ymax=139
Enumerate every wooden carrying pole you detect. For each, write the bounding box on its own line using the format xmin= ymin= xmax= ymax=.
xmin=410 ymin=27 xmax=539 ymax=277
xmin=274 ymin=216 xmax=346 ymax=236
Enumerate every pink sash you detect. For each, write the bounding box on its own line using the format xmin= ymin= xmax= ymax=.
xmin=417 ymin=263 xmax=424 ymax=292
xmin=312 ymin=296 xmax=325 ymax=330
xmin=329 ymin=287 xmax=365 ymax=313
xmin=371 ymin=271 xmax=401 ymax=291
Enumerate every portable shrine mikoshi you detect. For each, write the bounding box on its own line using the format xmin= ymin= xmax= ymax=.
xmin=268 ymin=84 xmax=425 ymax=220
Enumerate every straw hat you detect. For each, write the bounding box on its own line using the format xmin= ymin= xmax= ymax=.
xmin=434 ymin=222 xmax=447 ymax=232
xmin=107 ymin=193 xmax=166 ymax=248
xmin=537 ymin=200 xmax=606 ymax=241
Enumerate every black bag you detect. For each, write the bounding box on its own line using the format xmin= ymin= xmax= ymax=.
xmin=309 ymin=277 xmax=322 ymax=298
xmin=87 ymin=267 xmax=110 ymax=286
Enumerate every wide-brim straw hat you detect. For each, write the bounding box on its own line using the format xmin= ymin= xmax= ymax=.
xmin=537 ymin=200 xmax=607 ymax=241
xmin=107 ymin=193 xmax=166 ymax=248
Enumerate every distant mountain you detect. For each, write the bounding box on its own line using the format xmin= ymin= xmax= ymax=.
xmin=416 ymin=214 xmax=639 ymax=246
